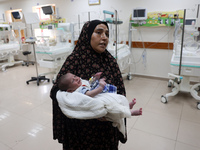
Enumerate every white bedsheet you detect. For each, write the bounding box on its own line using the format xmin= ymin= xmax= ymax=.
xmin=56 ymin=91 xmax=131 ymax=137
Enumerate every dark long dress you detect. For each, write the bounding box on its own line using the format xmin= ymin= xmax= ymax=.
xmin=50 ymin=20 xmax=127 ymax=150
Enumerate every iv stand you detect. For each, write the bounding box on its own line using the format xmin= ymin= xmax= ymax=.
xmin=115 ymin=10 xmax=118 ymax=60
xmin=26 ymin=24 xmax=50 ymax=86
xmin=179 ymin=9 xmax=186 ymax=75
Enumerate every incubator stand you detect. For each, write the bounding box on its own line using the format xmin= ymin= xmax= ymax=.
xmin=161 ymin=23 xmax=200 ymax=109
xmin=0 ymin=25 xmax=23 ymax=71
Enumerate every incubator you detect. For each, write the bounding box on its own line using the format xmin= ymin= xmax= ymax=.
xmin=35 ymin=23 xmax=75 ymax=82
xmin=161 ymin=18 xmax=200 ymax=109
xmin=0 ymin=24 xmax=23 ymax=71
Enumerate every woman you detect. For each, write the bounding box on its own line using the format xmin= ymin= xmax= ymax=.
xmin=50 ymin=20 xmax=127 ymax=149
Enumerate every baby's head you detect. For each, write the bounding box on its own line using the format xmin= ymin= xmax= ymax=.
xmin=58 ymin=73 xmax=82 ymax=92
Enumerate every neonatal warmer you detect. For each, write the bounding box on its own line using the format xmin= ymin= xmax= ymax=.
xmin=161 ymin=16 xmax=200 ymax=109
xmin=34 ymin=23 xmax=75 ymax=82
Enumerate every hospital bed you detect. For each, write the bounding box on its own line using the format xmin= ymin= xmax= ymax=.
xmin=35 ymin=23 xmax=75 ymax=82
xmin=107 ymin=43 xmax=132 ymax=80
xmin=0 ymin=24 xmax=23 ymax=71
xmin=161 ymin=20 xmax=200 ymax=109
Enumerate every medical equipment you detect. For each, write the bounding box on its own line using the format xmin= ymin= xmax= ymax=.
xmin=132 ymin=8 xmax=147 ymax=21
xmin=0 ymin=24 xmax=23 ymax=71
xmin=26 ymin=37 xmax=50 ymax=85
xmin=35 ymin=23 xmax=75 ymax=83
xmin=23 ymin=12 xmax=50 ymax=86
xmin=161 ymin=9 xmax=200 ymax=109
xmin=103 ymin=10 xmax=132 ymax=79
xmin=41 ymin=5 xmax=54 ymax=15
xmin=103 ymin=10 xmax=123 ymax=44
xmin=103 ymin=10 xmax=115 ymax=44
xmin=11 ymin=11 xmax=22 ymax=20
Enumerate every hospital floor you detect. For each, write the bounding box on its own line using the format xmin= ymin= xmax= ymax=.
xmin=0 ymin=64 xmax=200 ymax=150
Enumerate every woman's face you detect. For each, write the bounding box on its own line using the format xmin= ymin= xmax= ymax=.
xmin=90 ymin=24 xmax=109 ymax=53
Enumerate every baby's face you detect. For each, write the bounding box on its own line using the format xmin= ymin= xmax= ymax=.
xmin=67 ymin=73 xmax=82 ymax=92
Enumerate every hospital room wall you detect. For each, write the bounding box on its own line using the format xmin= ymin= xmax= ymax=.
xmin=0 ymin=0 xmax=199 ymax=80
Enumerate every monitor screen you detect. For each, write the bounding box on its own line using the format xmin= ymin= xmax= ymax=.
xmin=48 ymin=25 xmax=54 ymax=29
xmin=134 ymin=9 xmax=145 ymax=17
xmin=42 ymin=6 xmax=54 ymax=15
xmin=185 ymin=19 xmax=196 ymax=25
xmin=12 ymin=11 xmax=21 ymax=19
xmin=132 ymin=8 xmax=147 ymax=21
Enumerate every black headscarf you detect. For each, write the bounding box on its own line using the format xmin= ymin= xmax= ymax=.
xmin=50 ymin=20 xmax=126 ymax=149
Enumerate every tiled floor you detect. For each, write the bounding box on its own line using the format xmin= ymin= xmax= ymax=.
xmin=0 ymin=64 xmax=200 ymax=150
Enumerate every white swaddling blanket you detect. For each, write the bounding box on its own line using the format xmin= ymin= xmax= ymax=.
xmin=56 ymin=91 xmax=131 ymax=137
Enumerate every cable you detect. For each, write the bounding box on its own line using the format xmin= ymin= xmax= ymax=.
xmin=132 ymin=23 xmax=174 ymax=68
xmin=137 ymin=24 xmax=147 ymax=67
